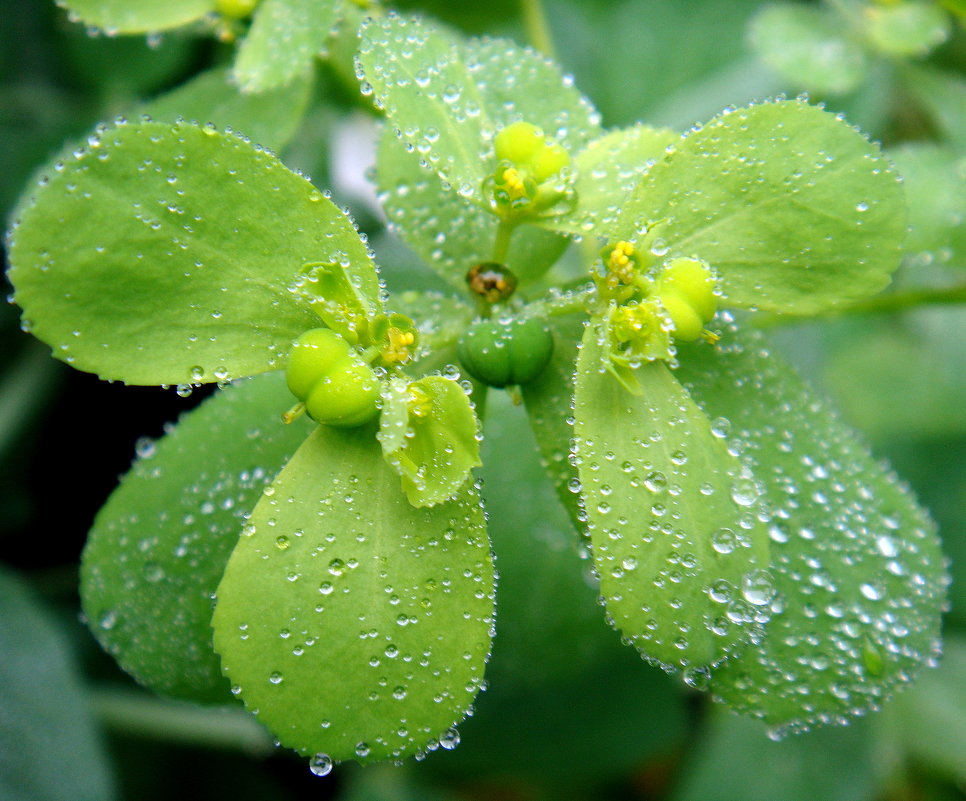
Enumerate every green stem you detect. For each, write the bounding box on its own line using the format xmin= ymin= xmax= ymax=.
xmin=90 ymin=686 xmax=275 ymax=754
xmin=752 ymin=282 xmax=966 ymax=327
xmin=492 ymin=219 xmax=517 ymax=264
xmin=521 ymin=0 xmax=556 ymax=58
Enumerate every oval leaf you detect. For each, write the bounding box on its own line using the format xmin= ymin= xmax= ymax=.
xmin=212 ymin=424 xmax=495 ymax=763
xmin=81 ymin=372 xmax=312 ymax=703
xmin=674 ymin=321 xmax=948 ymax=731
xmin=56 ymin=0 xmax=213 ymax=34
xmin=613 ymin=100 xmax=906 ymax=314
xmin=574 ymin=318 xmax=772 ymax=670
xmin=8 ymin=119 xmax=379 ymax=385
xmin=233 ymin=0 xmax=342 ymax=93
xmin=359 ymin=15 xmax=488 ymax=201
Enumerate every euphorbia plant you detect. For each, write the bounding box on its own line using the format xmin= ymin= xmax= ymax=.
xmin=4 ymin=8 xmax=948 ymax=772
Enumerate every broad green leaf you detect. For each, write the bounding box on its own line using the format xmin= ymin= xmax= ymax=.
xmin=823 ymin=311 xmax=966 ymax=441
xmin=903 ymin=65 xmax=966 ymax=153
xmin=748 ymin=3 xmax=867 ymax=96
xmin=233 ymin=0 xmax=342 ymax=93
xmin=521 ymin=313 xmax=586 ymax=530
xmin=542 ymin=124 xmax=679 ymax=237
xmin=8 ymin=119 xmax=378 ymax=385
xmin=891 ymin=634 xmax=966 ymax=782
xmin=672 ymin=710 xmax=880 ymax=801
xmin=56 ymin=0 xmax=213 ymax=34
xmin=673 ymin=321 xmax=947 ymax=731
xmin=359 ymin=15 xmax=488 ymax=202
xmin=889 ymin=143 xmax=966 ymax=269
xmin=378 ymin=375 xmax=481 ymax=507
xmin=377 ymin=126 xmax=569 ymax=289
xmin=141 ymin=67 xmax=313 ymax=153
xmin=461 ymin=36 xmax=602 ymax=151
xmin=81 ymin=372 xmax=312 ymax=703
xmin=212 ymin=424 xmax=494 ymax=763
xmin=573 ymin=318 xmax=772 ymax=670
xmin=613 ymin=100 xmax=906 ymax=314
xmin=0 ymin=568 xmax=116 ymax=801
xmin=866 ymin=1 xmax=949 ymax=57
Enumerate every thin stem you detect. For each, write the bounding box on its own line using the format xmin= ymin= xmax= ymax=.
xmin=752 ymin=282 xmax=966 ymax=328
xmin=520 ymin=0 xmax=556 ymax=58
xmin=90 ymin=686 xmax=275 ymax=754
xmin=492 ymin=219 xmax=517 ymax=264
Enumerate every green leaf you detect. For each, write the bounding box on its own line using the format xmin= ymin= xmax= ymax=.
xmin=673 ymin=321 xmax=947 ymax=731
xmin=141 ymin=67 xmax=313 ymax=153
xmin=823 ymin=311 xmax=966 ymax=441
xmin=378 ymin=375 xmax=481 ymax=507
xmin=81 ymin=372 xmax=312 ymax=703
xmin=0 ymin=567 xmax=116 ymax=801
xmin=520 ymin=313 xmax=587 ymax=531
xmin=573 ymin=317 xmax=772 ymax=670
xmin=891 ymin=634 xmax=966 ymax=782
xmin=672 ymin=710 xmax=880 ymax=801
xmin=212 ymin=424 xmax=494 ymax=763
xmin=233 ymin=0 xmax=343 ymax=93
xmin=902 ymin=65 xmax=966 ymax=151
xmin=359 ymin=15 xmax=488 ymax=202
xmin=8 ymin=119 xmax=377 ymax=385
xmin=866 ymin=1 xmax=950 ymax=57
xmin=55 ymin=0 xmax=213 ymax=34
xmin=889 ymin=143 xmax=966 ymax=269
xmin=613 ymin=100 xmax=907 ymax=314
xmin=377 ymin=125 xmax=570 ymax=289
xmin=461 ymin=36 xmax=602 ymax=151
xmin=543 ymin=124 xmax=679 ymax=237
xmin=748 ymin=3 xmax=867 ymax=96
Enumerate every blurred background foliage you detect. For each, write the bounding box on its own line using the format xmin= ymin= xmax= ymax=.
xmin=1 ymin=0 xmax=965 ymax=799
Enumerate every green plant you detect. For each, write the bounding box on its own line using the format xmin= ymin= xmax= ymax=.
xmin=2 ymin=0 xmax=961 ymax=793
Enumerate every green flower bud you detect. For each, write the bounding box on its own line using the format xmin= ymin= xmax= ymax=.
xmin=653 ymin=257 xmax=718 ymax=340
xmin=215 ymin=0 xmax=259 ymax=19
xmin=457 ymin=317 xmax=554 ymax=388
xmin=494 ymin=121 xmax=546 ymax=165
xmin=285 ymin=328 xmax=380 ymax=427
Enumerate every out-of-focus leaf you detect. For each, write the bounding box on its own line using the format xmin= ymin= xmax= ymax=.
xmin=672 ymin=710 xmax=880 ymax=801
xmin=141 ymin=67 xmax=313 ymax=153
xmin=748 ymin=3 xmax=867 ymax=95
xmin=0 ymin=567 xmax=116 ymax=801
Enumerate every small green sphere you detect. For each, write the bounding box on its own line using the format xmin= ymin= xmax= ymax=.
xmin=457 ymin=317 xmax=554 ymax=388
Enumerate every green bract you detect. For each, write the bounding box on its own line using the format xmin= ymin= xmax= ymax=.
xmin=4 ymin=8 xmax=951 ymax=778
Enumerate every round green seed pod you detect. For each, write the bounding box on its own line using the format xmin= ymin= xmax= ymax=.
xmin=285 ymin=328 xmax=380 ymax=427
xmin=457 ymin=317 xmax=554 ymax=388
